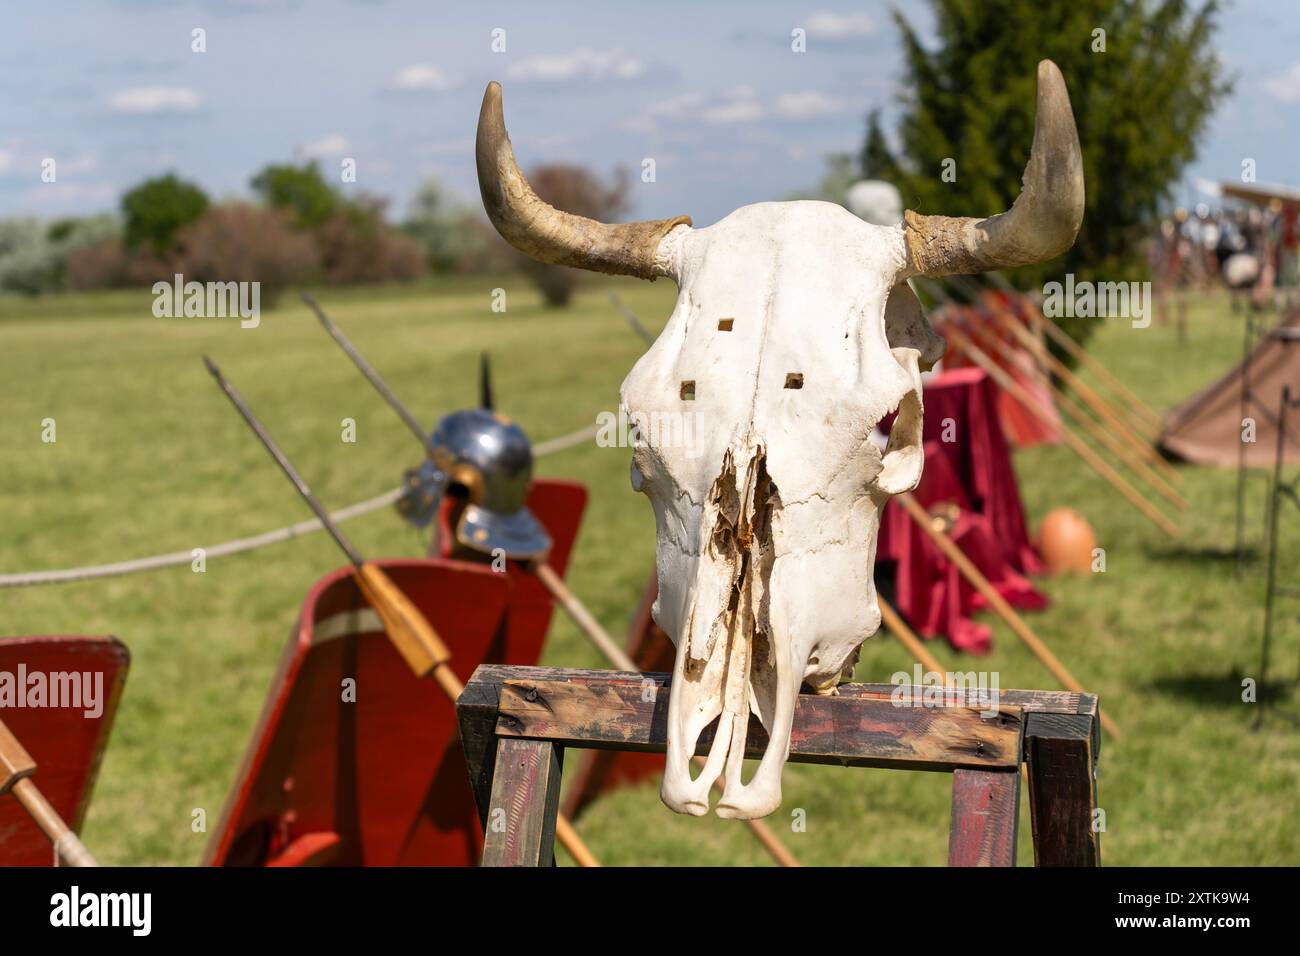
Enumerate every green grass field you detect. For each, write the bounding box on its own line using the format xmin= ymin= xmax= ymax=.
xmin=1 ymin=277 xmax=1296 ymax=866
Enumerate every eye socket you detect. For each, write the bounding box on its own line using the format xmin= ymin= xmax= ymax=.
xmin=784 ymin=373 xmax=803 ymax=390
xmin=680 ymin=380 xmax=696 ymax=400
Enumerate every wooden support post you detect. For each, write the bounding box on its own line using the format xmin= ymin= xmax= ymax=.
xmin=529 ymin=561 xmax=802 ymax=867
xmin=943 ymin=324 xmax=1180 ymax=539
xmin=1024 ymin=711 xmax=1102 ymax=865
xmin=457 ymin=665 xmax=1102 ymax=867
xmin=895 ymin=492 xmax=1121 ymax=739
xmin=949 ymin=768 xmax=1020 ymax=866
xmin=480 ymin=737 xmax=564 ymax=867
xmin=976 ymin=323 xmax=1187 ymax=510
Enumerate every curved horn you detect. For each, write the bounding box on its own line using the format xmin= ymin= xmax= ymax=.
xmin=476 ymin=82 xmax=691 ymax=280
xmin=903 ymin=60 xmax=1085 ymax=277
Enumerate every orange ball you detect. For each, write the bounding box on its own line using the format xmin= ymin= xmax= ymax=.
xmin=1035 ymin=507 xmax=1097 ymax=575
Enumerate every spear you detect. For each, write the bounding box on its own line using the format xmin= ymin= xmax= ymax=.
xmin=203 ymin=354 xmax=598 ymax=867
xmin=304 ymin=295 xmax=801 ymax=867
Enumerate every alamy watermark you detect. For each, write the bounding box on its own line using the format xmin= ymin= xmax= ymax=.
xmin=0 ymin=665 xmax=104 ymax=718
xmin=152 ymin=274 xmax=260 ymax=329
xmin=1042 ymin=273 xmax=1152 ymax=329
xmin=889 ymin=664 xmax=1001 ymax=718
xmin=596 ymin=407 xmax=705 ymax=458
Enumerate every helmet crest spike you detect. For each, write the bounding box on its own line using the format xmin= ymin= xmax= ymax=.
xmin=479 ymin=352 xmax=494 ymax=411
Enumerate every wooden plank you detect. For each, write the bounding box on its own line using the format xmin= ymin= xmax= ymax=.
xmin=841 ymin=683 xmax=1096 ymax=717
xmin=496 ymin=678 xmax=1022 ymax=772
xmin=479 ymin=737 xmax=562 ymax=867
xmin=457 ymin=669 xmax=506 ymax=831
xmin=1025 ymin=712 xmax=1101 ymax=866
xmin=948 ymin=768 xmax=1020 ymax=866
xmin=466 ymin=664 xmax=1094 ymax=715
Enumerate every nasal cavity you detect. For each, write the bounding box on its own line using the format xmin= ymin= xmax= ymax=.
xmin=784 ymin=373 xmax=803 ymax=390
xmin=680 ymin=380 xmax=696 ymax=400
xmin=717 ymin=318 xmax=734 ymax=331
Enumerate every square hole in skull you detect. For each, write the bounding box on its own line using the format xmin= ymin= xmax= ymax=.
xmin=785 ymin=373 xmax=803 ymax=389
xmin=680 ymin=380 xmax=696 ymax=400
xmin=718 ymin=318 xmax=734 ymax=331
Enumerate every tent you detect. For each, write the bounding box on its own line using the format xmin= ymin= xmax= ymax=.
xmin=1159 ymin=309 xmax=1300 ymax=468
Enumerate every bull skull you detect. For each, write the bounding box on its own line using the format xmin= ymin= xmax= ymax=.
xmin=477 ymin=61 xmax=1084 ymax=818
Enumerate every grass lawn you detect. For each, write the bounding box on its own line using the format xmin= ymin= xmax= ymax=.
xmin=1 ymin=276 xmax=1296 ymax=866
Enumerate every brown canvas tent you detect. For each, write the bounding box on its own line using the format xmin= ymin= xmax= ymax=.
xmin=1160 ymin=310 xmax=1300 ymax=468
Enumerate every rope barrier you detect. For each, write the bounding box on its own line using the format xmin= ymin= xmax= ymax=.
xmin=0 ymin=421 xmax=602 ymax=588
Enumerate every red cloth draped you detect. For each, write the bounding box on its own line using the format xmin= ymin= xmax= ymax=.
xmin=878 ymin=368 xmax=1047 ymax=654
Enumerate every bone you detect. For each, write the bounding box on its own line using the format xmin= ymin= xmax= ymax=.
xmin=478 ymin=62 xmax=1088 ymax=820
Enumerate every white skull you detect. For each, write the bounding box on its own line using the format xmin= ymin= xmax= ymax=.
xmin=475 ymin=60 xmax=1084 ymax=819
xmin=622 ymin=205 xmax=941 ymax=817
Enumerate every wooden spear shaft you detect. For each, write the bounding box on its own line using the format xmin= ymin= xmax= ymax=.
xmin=0 ymin=718 xmax=98 ymax=867
xmin=878 ymin=596 xmax=949 ymax=680
xmin=879 ymin=600 xmax=1032 ymax=790
xmin=531 ymin=562 xmax=802 ymax=868
xmin=204 ymin=357 xmax=600 ymax=867
xmin=997 ymin=313 xmax=1180 ymax=483
xmin=306 ymin=298 xmax=797 ymax=866
xmin=983 ymin=272 xmax=1164 ymax=434
xmin=1027 ymin=307 xmax=1165 ymax=432
xmin=976 ymin=321 xmax=1188 ymax=510
xmin=894 ymin=492 xmax=1121 ymax=739
xmin=943 ymin=325 xmax=1181 ymax=539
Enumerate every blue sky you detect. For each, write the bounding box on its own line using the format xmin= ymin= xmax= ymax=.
xmin=1 ymin=0 xmax=1296 ymax=227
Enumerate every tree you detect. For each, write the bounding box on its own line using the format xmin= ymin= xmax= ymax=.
xmin=121 ymin=174 xmax=209 ymax=252
xmin=403 ymin=176 xmax=496 ymax=273
xmin=864 ymin=0 xmax=1229 ymax=340
xmin=175 ymin=203 xmax=320 ymax=305
xmin=250 ymin=162 xmax=338 ymax=230
xmin=516 ymin=165 xmax=630 ymax=307
xmin=859 ymin=109 xmax=898 ymax=183
xmin=315 ymin=195 xmax=424 ymax=285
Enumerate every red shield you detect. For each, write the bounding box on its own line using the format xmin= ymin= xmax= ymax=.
xmin=206 ymin=479 xmax=587 ymax=866
xmin=0 ymin=635 xmax=129 ymax=866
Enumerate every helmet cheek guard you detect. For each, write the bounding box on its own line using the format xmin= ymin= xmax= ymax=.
xmin=395 ymin=459 xmax=449 ymax=529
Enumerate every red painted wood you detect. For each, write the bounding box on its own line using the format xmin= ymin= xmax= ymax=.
xmin=205 ymin=478 xmax=588 ymax=867
xmin=948 ymin=768 xmax=1020 ymax=866
xmin=0 ymin=636 xmax=129 ymax=866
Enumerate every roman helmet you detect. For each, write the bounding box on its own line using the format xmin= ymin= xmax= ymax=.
xmin=396 ymin=355 xmax=552 ymax=560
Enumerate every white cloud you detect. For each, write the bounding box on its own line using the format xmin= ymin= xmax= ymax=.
xmin=628 ymin=86 xmax=844 ymax=132
xmin=702 ymin=88 xmax=763 ymax=124
xmin=0 ymin=148 xmax=15 ymax=176
xmin=805 ymin=11 xmax=877 ymax=39
xmin=1263 ymin=61 xmax=1300 ymax=102
xmin=774 ymin=90 xmax=845 ymax=119
xmin=655 ymin=88 xmax=761 ymax=126
xmin=390 ymin=64 xmax=460 ymax=93
xmin=298 ymin=134 xmax=351 ymax=159
xmin=108 ymin=86 xmax=201 ymax=114
xmin=507 ymin=48 xmax=646 ymax=85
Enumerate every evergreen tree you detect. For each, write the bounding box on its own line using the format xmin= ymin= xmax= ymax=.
xmin=869 ymin=0 xmax=1229 ymax=304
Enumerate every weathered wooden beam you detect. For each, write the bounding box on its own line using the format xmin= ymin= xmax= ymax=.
xmin=948 ymin=768 xmax=1021 ymax=866
xmin=480 ymin=737 xmax=563 ymax=867
xmin=456 ymin=665 xmax=1102 ymax=867
xmin=1025 ymin=711 xmax=1101 ymax=866
xmin=486 ymin=671 xmax=1023 ymax=773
